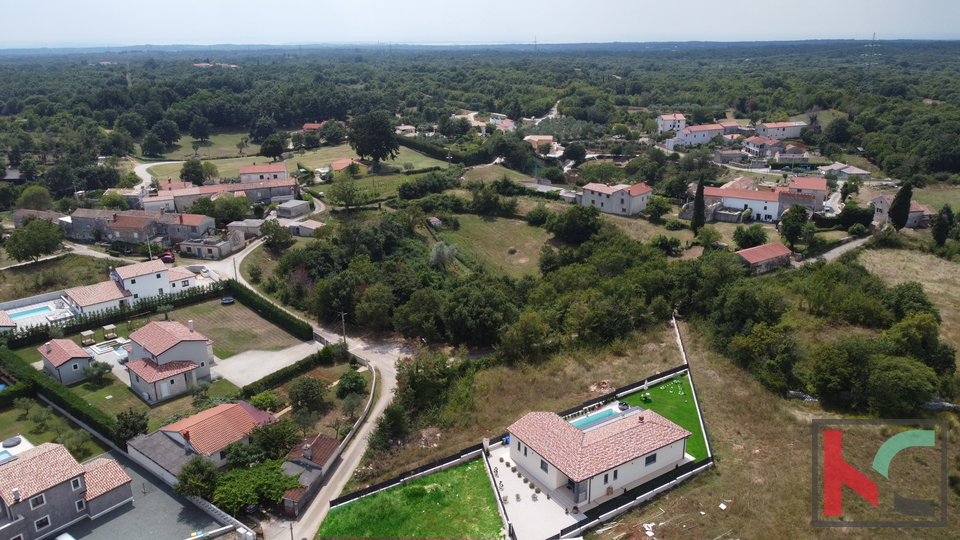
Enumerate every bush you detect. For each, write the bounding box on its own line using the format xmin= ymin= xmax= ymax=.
xmin=239 ymin=345 xmax=338 ymax=398
xmin=848 ymin=223 xmax=869 ymax=237
xmin=665 ymin=219 xmax=687 ymax=231
xmin=526 ymin=203 xmax=552 ymax=226
xmin=225 ymin=279 xmax=313 ymax=340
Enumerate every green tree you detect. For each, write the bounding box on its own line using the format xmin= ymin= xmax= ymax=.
xmin=931 ymin=203 xmax=954 ymax=247
xmin=140 ymin=131 xmax=165 ymax=157
xmin=213 ymin=461 xmax=302 ymax=515
xmin=259 ymin=219 xmax=295 ymax=254
xmin=114 ymin=408 xmax=149 ymax=445
xmin=100 ymin=192 xmax=128 ymax=210
xmin=866 ymin=355 xmax=937 ymax=417
xmin=249 ymin=391 xmax=283 ymax=412
xmin=498 ymin=310 xmax=551 ymax=363
xmin=327 ymin=177 xmax=367 ymax=210
xmin=691 ymin=180 xmax=705 ymax=234
xmin=394 ymin=288 xmax=445 ymax=342
xmin=13 ymin=397 xmax=35 ymax=416
xmin=27 ymin=407 xmax=53 ymax=429
xmin=5 ymin=216 xmax=63 ymax=262
xmin=287 ymin=377 xmax=327 ymax=412
xmin=114 ymin=112 xmax=147 ymax=138
xmin=236 ymin=136 xmax=249 ymax=156
xmin=430 ymin=241 xmax=458 ymax=270
xmin=173 ymin=455 xmax=219 ymax=499
xmin=224 ymin=441 xmax=266 ymax=469
xmin=340 ymin=393 xmax=363 ymax=420
xmin=733 ymin=223 xmax=769 ymax=250
xmin=189 ymin=116 xmax=212 ymax=141
xmin=888 ymin=182 xmax=913 ymax=231
xmin=545 ymin=205 xmax=603 ymax=244
xmin=249 ymin=419 xmax=302 ymax=460
xmin=335 ymin=369 xmax=368 ymax=399
xmin=442 ymin=279 xmax=520 ymax=346
xmin=58 ymin=429 xmax=92 ymax=456
xmin=151 ymin=119 xmax=181 ymax=146
xmin=696 ymin=226 xmax=722 ymax=248
xmin=81 ymin=361 xmax=112 ymax=381
xmin=355 ymin=283 xmax=394 ymax=331
xmin=180 ymin=158 xmax=205 ymax=186
xmin=16 ymin=185 xmax=53 ymax=210
xmin=319 ymin=120 xmax=346 ymax=145
xmin=259 ymin=134 xmax=285 ymax=161
xmin=839 ymin=176 xmax=861 ymax=202
xmin=348 ymin=111 xmax=400 ymax=168
xmin=779 ymin=204 xmax=808 ymax=248
xmin=18 ymin=158 xmax=37 ymax=181
xmin=562 ymin=142 xmax=586 ymax=165
xmin=201 ymin=161 xmax=219 ymax=183
xmin=645 ymin=197 xmax=672 ymax=223
xmin=368 ymin=403 xmax=411 ymax=450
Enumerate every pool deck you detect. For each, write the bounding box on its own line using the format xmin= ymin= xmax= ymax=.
xmin=4 ymin=299 xmax=75 ymax=329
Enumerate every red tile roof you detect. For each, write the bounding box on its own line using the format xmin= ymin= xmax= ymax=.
xmin=160 ymin=402 xmax=276 ymax=456
xmin=789 ymin=177 xmax=827 ymax=192
xmin=283 ymin=486 xmax=307 ymax=502
xmin=302 ymin=123 xmax=323 ymax=130
xmin=0 ymin=443 xmax=85 ymax=505
xmin=0 ymin=311 xmax=14 ymax=328
xmin=704 ymin=186 xmax=779 ymax=202
xmin=167 ymin=266 xmax=196 ymax=283
xmin=718 ymin=120 xmax=739 ymax=127
xmin=911 ymin=201 xmax=936 ymax=215
xmin=109 ymin=215 xmax=153 ymax=230
xmin=659 ymin=114 xmax=685 ymax=121
xmin=508 ymin=410 xmax=690 ymax=482
xmin=736 ymin=241 xmax=793 ymax=264
xmin=129 ymin=321 xmax=209 ymax=356
xmin=330 ymin=158 xmax=364 ymax=171
xmin=760 ymin=121 xmax=804 ymax=128
xmin=175 ymin=213 xmax=210 ymax=226
xmin=126 ymin=359 xmax=199 ymax=384
xmin=81 ymin=458 xmax=131 ymax=501
xmin=624 ymin=183 xmax=653 ymax=196
xmin=289 ymin=433 xmax=339 ymax=467
xmin=66 ymin=281 xmax=132 ymax=308
xmin=114 ymin=259 xmax=167 ymax=280
xmin=744 ymin=135 xmax=781 ymax=146
xmin=682 ymin=124 xmax=723 ymax=132
xmin=239 ymin=164 xmax=287 ymax=175
xmin=38 ymin=339 xmax=91 ymax=368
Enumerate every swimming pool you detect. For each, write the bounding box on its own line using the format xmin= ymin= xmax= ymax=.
xmin=570 ymin=408 xmax=617 ymax=429
xmin=9 ymin=306 xmax=52 ymax=320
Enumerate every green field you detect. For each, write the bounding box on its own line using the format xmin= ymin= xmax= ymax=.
xmin=463 ymin=164 xmax=533 ymax=184
xmin=912 ymin=185 xmax=960 ymax=210
xmin=136 ymin=129 xmax=262 ymax=161
xmin=438 ymin=215 xmax=550 ymax=278
xmin=621 ymin=374 xmax=709 ymax=461
xmin=0 ymin=254 xmax=120 ymax=301
xmin=0 ymin=403 xmax=111 ymax=460
xmin=317 ymin=460 xmax=502 ymax=539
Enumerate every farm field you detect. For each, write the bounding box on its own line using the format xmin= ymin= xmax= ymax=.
xmin=463 ymin=164 xmax=534 ymax=184
xmin=438 ymin=215 xmax=550 ymax=278
xmin=912 ymin=185 xmax=960 ymax=209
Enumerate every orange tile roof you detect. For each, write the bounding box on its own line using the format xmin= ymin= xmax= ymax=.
xmin=624 ymin=183 xmax=653 ymax=196
xmin=289 ymin=433 xmax=339 ymax=467
xmin=167 ymin=266 xmax=195 ymax=282
xmin=736 ymin=241 xmax=793 ymax=264
xmin=744 ymin=135 xmax=781 ymax=146
xmin=129 ymin=321 xmax=209 ymax=356
xmin=114 ymin=259 xmax=167 ymax=280
xmin=81 ymin=458 xmax=131 ymax=501
xmin=302 ymin=123 xmax=322 ymax=130
xmin=66 ymin=281 xmax=131 ymax=308
xmin=330 ymin=158 xmax=364 ymax=171
xmin=682 ymin=124 xmax=723 ymax=132
xmin=659 ymin=113 xmax=685 ymax=120
xmin=760 ymin=121 xmax=804 ymax=128
xmin=109 ymin=215 xmax=153 ymax=230
xmin=789 ymin=177 xmax=828 ymax=192
xmin=126 ymin=358 xmax=199 ymax=384
xmin=704 ymin=186 xmax=779 ymax=202
xmin=38 ymin=339 xmax=91 ymax=368
xmin=175 ymin=213 xmax=210 ymax=226
xmin=0 ymin=443 xmax=85 ymax=505
xmin=582 ymin=183 xmax=629 ymax=195
xmin=508 ymin=410 xmax=690 ymax=482
xmin=0 ymin=311 xmax=14 ymax=328
xmin=160 ymin=403 xmax=276 ymax=456
xmin=239 ymin=164 xmax=287 ymax=175
xmin=718 ymin=120 xmax=739 ymax=127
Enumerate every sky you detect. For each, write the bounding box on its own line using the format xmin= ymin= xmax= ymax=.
xmin=3 ymin=0 xmax=959 ymax=49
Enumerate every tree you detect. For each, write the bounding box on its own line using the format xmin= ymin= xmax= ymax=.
xmin=839 ymin=176 xmax=861 ymax=202
xmin=691 ymin=180 xmax=706 ymax=234
xmin=696 ymin=226 xmax=722 ymax=248
xmin=394 ymin=288 xmax=445 ymax=342
xmin=5 ymin=217 xmax=63 ymax=262
xmin=430 ymin=241 xmax=458 ymax=270
xmin=335 ymin=369 xmax=368 ymax=399
xmin=249 ymin=418 xmax=302 ymax=460
xmin=319 ymin=120 xmax=346 ymax=145
xmin=327 ymin=177 xmax=367 ymax=210
xmin=115 ymin=408 xmax=148 ymax=445
xmin=290 ymin=409 xmax=319 ymax=437
xmin=224 ymin=441 xmax=266 ymax=469
xmin=13 ymin=397 xmax=35 ymax=416
xmin=733 ymin=223 xmax=768 ymax=250
xmin=173 ymin=455 xmax=218 ymax=499
xmin=259 ymin=134 xmax=285 ymax=161
xmin=779 ymin=204 xmax=808 ymax=248
xmin=348 ymin=111 xmax=399 ymax=168
xmin=888 ymin=182 xmax=913 ymax=231
xmin=287 ymin=376 xmax=327 ymax=412
xmin=140 ymin=131 xmax=165 ymax=157
xmin=213 ymin=461 xmax=302 ymax=515
xmin=355 ymin=283 xmax=394 ymax=331
xmin=368 ymin=403 xmax=411 ymax=450
xmin=180 ymin=158 xmax=205 ymax=186
xmin=100 ymin=192 xmax=128 ymax=210
xmin=249 ymin=117 xmax=277 ymax=142
xmin=58 ymin=429 xmax=92 ymax=456
xmin=27 ymin=407 xmax=53 ymax=429
xmin=114 ymin=112 xmax=147 ymax=138
xmin=18 ymin=158 xmax=37 ymax=181
xmin=645 ymin=197 xmax=673 ymax=223
xmin=16 ymin=185 xmax=53 ymax=210
xmin=189 ymin=116 xmax=212 ymax=141
xmin=249 ymin=391 xmax=283 ymax=413
xmin=81 ymin=361 xmax=112 ymax=381
xmin=340 ymin=393 xmax=363 ymax=420
xmin=931 ymin=203 xmax=954 ymax=247
xmin=498 ymin=310 xmax=551 ymax=363
xmin=260 ymin=219 xmax=295 ymax=254
xmin=291 ymin=132 xmax=305 ymax=153
xmin=213 ymin=193 xmax=249 ymax=223
xmin=151 ymin=119 xmax=181 ymax=146
xmin=303 ymin=132 xmax=321 ymax=149
xmin=865 ymin=355 xmax=937 ymax=417
xmin=562 ymin=142 xmax=586 ymax=165
xmin=545 ymin=205 xmax=603 ymax=244
xmin=201 ymin=161 xmax=219 ymax=183
xmin=236 ymin=136 xmax=249 ymax=156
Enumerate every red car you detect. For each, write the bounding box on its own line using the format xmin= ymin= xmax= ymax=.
xmin=159 ymin=252 xmax=175 ymax=263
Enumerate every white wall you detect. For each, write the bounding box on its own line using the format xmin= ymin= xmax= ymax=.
xmin=757 ymin=125 xmax=803 ymax=140
xmin=508 ymin=436 xmax=565 ymax=490
xmin=169 ymin=275 xmax=197 ymax=292
xmin=128 ymin=445 xmax=177 ymax=486
xmin=678 ymin=129 xmax=722 ymax=145
xmin=585 ymin=439 xmax=687 ymax=503
xmin=142 ymin=199 xmax=176 ymax=213
xmin=158 ymin=341 xmax=211 ymax=379
xmin=657 ymin=117 xmax=685 ymax=134
xmin=721 ymin=196 xmax=780 ymax=222
xmin=114 ymin=268 xmax=169 ymax=301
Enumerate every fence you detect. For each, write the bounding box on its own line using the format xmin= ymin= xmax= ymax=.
xmin=555 ymin=364 xmax=690 ymax=419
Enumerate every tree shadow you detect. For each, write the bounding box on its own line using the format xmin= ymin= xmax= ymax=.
xmin=79 ymin=377 xmax=113 ymax=393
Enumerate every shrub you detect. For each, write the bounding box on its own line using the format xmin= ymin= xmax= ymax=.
xmin=526 ymin=203 xmax=551 ymax=226
xmin=499 ymin=457 xmax=504 ymax=462
xmin=848 ymin=223 xmax=868 ymax=237
xmin=248 ymin=264 xmax=263 ymax=284
xmin=239 ymin=346 xmax=337 ymax=398
xmin=665 ymin=219 xmax=687 ymax=231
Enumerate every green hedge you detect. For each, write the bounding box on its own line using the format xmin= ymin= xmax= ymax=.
xmin=394 ymin=135 xmax=492 ymax=167
xmin=403 ymin=166 xmax=443 ymax=176
xmin=223 ymin=279 xmax=314 ymax=341
xmin=0 ymin=348 xmax=117 ymax=444
xmin=239 ymin=345 xmax=338 ymax=398
xmin=0 ymin=381 xmax=36 ymax=409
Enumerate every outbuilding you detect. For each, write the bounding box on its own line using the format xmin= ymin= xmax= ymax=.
xmin=735 ymin=241 xmax=793 ymax=275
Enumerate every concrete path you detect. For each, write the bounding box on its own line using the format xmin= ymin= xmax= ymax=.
xmin=211 ymin=340 xmax=325 ymax=388
xmin=133 ymin=160 xmax=182 ymax=188
xmin=792 ymin=236 xmax=869 ymax=267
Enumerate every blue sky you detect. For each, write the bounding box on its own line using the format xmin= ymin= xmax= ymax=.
xmin=3 ymin=0 xmax=958 ymax=48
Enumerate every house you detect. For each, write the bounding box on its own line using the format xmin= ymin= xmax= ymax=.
xmin=165 ymin=213 xmax=215 ymax=244
xmin=428 ymin=217 xmax=442 ymax=228
xmin=674 ymin=124 xmax=724 ymax=146
xmin=714 ymin=149 xmax=744 ymax=164
xmin=523 ymin=135 xmax=554 ymax=153
xmin=395 ymin=125 xmax=416 ymax=136
xmin=38 ymin=340 xmax=93 ymax=385
xmin=179 ymin=231 xmax=245 ymax=260
xmin=743 ymin=136 xmax=785 ymax=158
xmin=276 ymin=199 xmax=310 ymax=218
xmin=703 ymin=187 xmax=780 ymax=222
xmin=63 ymin=281 xmax=132 ymax=315
xmin=656 ymin=113 xmax=686 ymax=134
xmin=103 ymin=184 xmax=149 ymax=210
xmin=125 ymin=320 xmax=212 ymax=403
xmin=870 ymin=195 xmax=937 ymax=228
xmin=301 ymin=123 xmax=323 ymax=133
xmin=0 ymin=442 xmax=132 ymax=540
xmin=167 ymin=266 xmax=197 ymax=292
xmin=105 ymin=214 xmax=163 ymax=245
xmin=717 ymin=120 xmax=741 ymax=135
xmin=12 ymin=210 xmax=64 ymax=228
xmin=579 ymin=183 xmax=653 ymax=216
xmin=736 ymin=241 xmax=793 ymax=274
xmin=755 ymin=121 xmax=807 ymax=140
xmin=289 ymin=220 xmax=325 ymax=237
xmin=110 ymin=259 xmax=172 ymax=302
xmin=239 ymin=163 xmax=287 ymax=183
xmin=507 ymin=408 xmax=691 ymax=506
xmin=142 ymin=179 xmax=299 ymax=213
xmin=280 ymin=434 xmax=339 ymax=516
xmin=127 ymin=402 xmax=277 ymax=484
xmin=329 ymin=159 xmax=364 ymax=172
xmin=0 ymin=169 xmax=24 ymax=183
xmin=818 ymin=163 xmax=870 ymax=180
xmin=788 ymin=176 xmax=828 ymax=212
xmin=227 ymin=219 xmax=265 ymax=238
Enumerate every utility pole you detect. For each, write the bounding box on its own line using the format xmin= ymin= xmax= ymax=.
xmin=338 ymin=311 xmax=348 ymax=345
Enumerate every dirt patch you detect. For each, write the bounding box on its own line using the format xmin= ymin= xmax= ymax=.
xmin=507 ymin=247 xmax=517 ymax=255
xmin=588 ymin=380 xmax=613 ymax=393
xmin=417 ymin=427 xmax=442 ymax=448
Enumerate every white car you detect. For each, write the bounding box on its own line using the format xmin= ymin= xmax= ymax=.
xmin=55 ymin=534 xmax=77 ymax=540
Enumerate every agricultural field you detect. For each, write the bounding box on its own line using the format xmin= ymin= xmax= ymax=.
xmin=912 ymin=185 xmax=960 ymax=209
xmin=438 ymin=215 xmax=551 ymax=278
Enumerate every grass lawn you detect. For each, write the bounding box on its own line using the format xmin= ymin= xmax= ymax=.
xmin=620 ymin=374 xmax=708 ymax=461
xmin=136 ymin=130 xmax=262 ymax=161
xmin=463 ymin=164 xmax=533 ymax=184
xmin=913 ymin=185 xmax=960 ymax=209
xmin=438 ymin=215 xmax=550 ymax=278
xmin=0 ymin=254 xmax=122 ymax=301
xmin=0 ymin=404 xmax=111 ymax=460
xmin=317 ymin=460 xmax=501 ymax=539
xmin=69 ymin=374 xmax=239 ymax=431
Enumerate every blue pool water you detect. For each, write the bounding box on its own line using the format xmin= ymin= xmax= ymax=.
xmin=570 ymin=408 xmax=617 ymax=429
xmin=0 ymin=384 xmax=7 ymax=392
xmin=10 ymin=306 xmax=52 ymax=320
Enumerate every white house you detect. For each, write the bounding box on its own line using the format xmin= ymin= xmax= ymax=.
xmin=869 ymin=195 xmax=937 ymax=228
xmin=675 ymin=124 xmax=724 ymax=146
xmin=743 ymin=136 xmax=784 ymax=158
xmin=289 ymin=220 xmax=325 ymax=237
xmin=110 ymin=259 xmax=171 ymax=302
xmin=788 ymin=176 xmax=828 ymax=210
xmin=125 ymin=320 xmax=213 ymax=403
xmin=64 ymin=281 xmax=132 ymax=314
xmin=579 ymin=183 xmax=653 ymax=216
xmin=703 ymin=187 xmax=781 ymax=222
xmin=818 ymin=163 xmax=871 ymax=180
xmin=507 ymin=408 xmax=691 ymax=506
xmin=657 ymin=114 xmax=686 ymax=134
xmin=755 ymin=121 xmax=807 ymax=140
xmin=239 ymin=163 xmax=288 ymax=183
xmin=39 ymin=339 xmax=94 ymax=385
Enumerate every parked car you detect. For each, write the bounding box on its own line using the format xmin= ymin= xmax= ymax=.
xmin=160 ymin=251 xmax=175 ymax=263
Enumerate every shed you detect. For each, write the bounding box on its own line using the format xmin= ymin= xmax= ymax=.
xmin=276 ymin=199 xmax=310 ymax=218
xmin=81 ymin=330 xmax=96 ymax=346
xmin=289 ymin=220 xmax=325 ymax=237
xmin=428 ymin=217 xmax=442 ymax=228
xmin=103 ymin=324 xmax=117 ymax=340
xmin=735 ymin=242 xmax=793 ymax=275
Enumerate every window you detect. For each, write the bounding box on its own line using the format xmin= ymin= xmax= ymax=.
xmin=187 ymin=246 xmax=193 ymax=252
xmin=76 ymin=499 xmax=85 ymax=512
xmin=259 ymin=175 xmax=265 ymax=180
xmin=603 ymin=473 xmax=608 ymax=484
xmin=191 ymin=226 xmax=197 ymax=232
xmin=11 ymin=534 xmax=24 ymax=540
xmin=171 ymin=283 xmax=176 ymax=288
xmin=523 ymin=446 xmax=527 ymax=457
xmin=72 ymin=478 xmax=82 ymax=490
xmin=131 ymin=279 xmax=136 ymax=284
xmin=135 ymin=375 xmax=140 ymax=383
xmin=613 ymin=470 xmax=618 ymax=481
xmin=540 ymin=459 xmax=548 ymax=473
xmin=200 ymin=362 xmax=205 ymax=367
xmin=29 ymin=494 xmax=45 ymax=509
xmin=34 ymin=516 xmax=50 ymax=532
xmin=645 ymin=454 xmax=657 ymax=466
xmin=156 ymin=273 xmax=161 ymax=279
xmin=517 ymin=441 xmax=520 ymax=451
xmin=207 ymin=249 xmax=213 ymax=254
xmin=219 ymin=450 xmax=227 ymax=460
xmin=159 ymin=288 xmax=164 ymax=294
xmin=133 ymin=294 xmax=139 ymax=299
xmin=170 ymin=379 xmax=176 ymax=385
xmin=182 ymin=280 xmax=189 ymax=286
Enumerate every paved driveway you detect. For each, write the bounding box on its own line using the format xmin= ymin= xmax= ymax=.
xmin=211 ymin=340 xmax=324 ymax=388
xmin=61 ymin=450 xmax=220 ymax=540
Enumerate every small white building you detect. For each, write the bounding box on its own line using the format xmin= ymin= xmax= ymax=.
xmin=239 ymin=163 xmax=288 ymax=183
xmin=579 ymin=182 xmax=653 ymax=216
xmin=39 ymin=339 xmax=94 ymax=385
xmin=703 ymin=187 xmax=781 ymax=222
xmin=289 ymin=220 xmax=326 ymax=237
xmin=818 ymin=163 xmax=871 ymax=180
xmin=657 ymin=113 xmax=686 ymax=134
xmin=276 ymin=199 xmax=310 ymax=218
xmin=675 ymin=124 xmax=724 ymax=146
xmin=110 ymin=259 xmax=171 ymax=302
xmin=755 ymin=121 xmax=807 ymax=140
xmin=743 ymin=136 xmax=784 ymax=158
xmin=228 ymin=219 xmax=266 ymax=238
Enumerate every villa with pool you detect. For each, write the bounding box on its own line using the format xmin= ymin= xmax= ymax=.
xmin=507 ymin=402 xmax=693 ymax=508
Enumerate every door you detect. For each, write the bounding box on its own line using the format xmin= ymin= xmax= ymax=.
xmin=160 ymin=381 xmax=170 ymax=399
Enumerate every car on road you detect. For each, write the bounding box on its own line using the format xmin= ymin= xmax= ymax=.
xmin=160 ymin=252 xmax=175 ymax=263
xmin=824 ymin=205 xmax=834 ymax=213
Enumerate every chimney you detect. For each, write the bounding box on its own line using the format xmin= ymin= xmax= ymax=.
xmin=45 ymin=342 xmax=51 ymax=353
xmin=180 ymin=214 xmax=183 ymax=224
xmin=303 ymin=442 xmax=312 ymax=461
xmin=12 ymin=488 xmax=19 ymax=503
xmin=113 ymin=213 xmax=118 ymax=221
xmin=183 ymin=430 xmax=190 ymax=441
xmin=188 ymin=320 xmax=194 ymax=332
xmin=638 ymin=415 xmax=644 ymax=424
xmin=168 ymin=178 xmax=171 ymax=184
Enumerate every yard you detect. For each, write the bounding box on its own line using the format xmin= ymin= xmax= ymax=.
xmin=139 ymin=129 xmax=262 ymax=161
xmin=69 ymin=374 xmax=239 ymax=431
xmin=0 ymin=254 xmax=121 ymax=301
xmin=438 ymin=215 xmax=551 ymax=278
xmin=912 ymin=185 xmax=960 ymax=210
xmin=317 ymin=460 xmax=502 ymax=539
xmin=620 ymin=374 xmax=709 ymax=461
xmin=463 ymin=164 xmax=533 ymax=184
xmin=275 ymin=363 xmax=374 ymax=440
xmin=0 ymin=403 xmax=111 ymax=459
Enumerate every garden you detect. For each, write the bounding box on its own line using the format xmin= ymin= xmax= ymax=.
xmin=0 ymin=398 xmax=111 ymax=459
xmin=620 ymin=374 xmax=709 ymax=461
